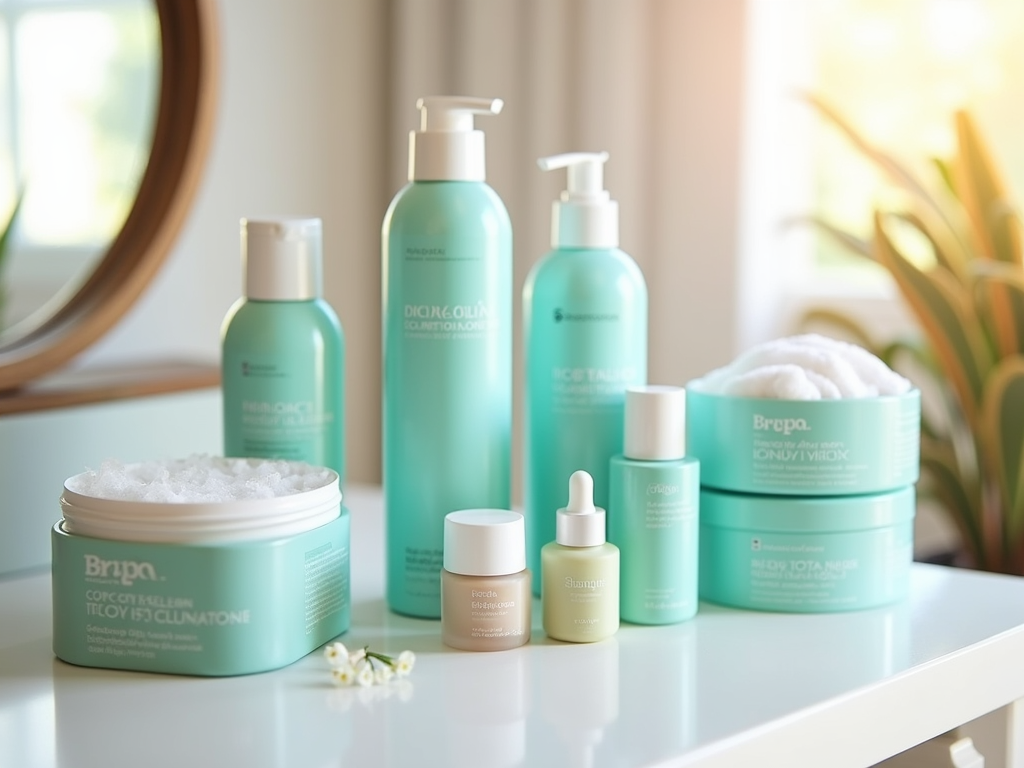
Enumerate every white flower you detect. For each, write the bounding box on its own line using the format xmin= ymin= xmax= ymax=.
xmin=354 ymin=659 xmax=375 ymax=687
xmin=325 ymin=644 xmax=416 ymax=688
xmin=374 ymin=665 xmax=395 ymax=685
xmin=330 ymin=664 xmax=356 ymax=686
xmin=323 ymin=642 xmax=350 ymax=667
xmin=394 ymin=650 xmax=416 ymax=677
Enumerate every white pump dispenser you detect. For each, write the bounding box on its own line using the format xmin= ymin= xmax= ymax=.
xmin=410 ymin=96 xmax=503 ymax=182
xmin=538 ymin=151 xmax=619 ymax=249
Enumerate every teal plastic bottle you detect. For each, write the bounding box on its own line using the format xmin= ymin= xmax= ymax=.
xmin=222 ymin=218 xmax=345 ymax=479
xmin=524 ymin=152 xmax=647 ymax=593
xmin=609 ymin=385 xmax=700 ymax=624
xmin=382 ymin=96 xmax=512 ymax=618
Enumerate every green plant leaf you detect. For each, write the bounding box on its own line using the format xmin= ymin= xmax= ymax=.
xmin=980 ymin=356 xmax=1024 ymax=543
xmin=0 ymin=191 xmax=24 ymax=331
xmin=954 ymin=110 xmax=1023 ymax=265
xmin=920 ymin=434 xmax=986 ymax=569
xmin=785 ymin=215 xmax=873 ymax=260
xmin=0 ymin=191 xmax=23 ymax=276
xmin=796 ymin=307 xmax=876 ymax=347
xmin=971 ymin=260 xmax=1024 ymax=357
xmin=804 ymin=94 xmax=970 ymax=258
xmin=874 ymin=212 xmax=993 ymax=422
xmin=933 ymin=157 xmax=957 ymax=198
xmin=891 ymin=208 xmax=969 ymax=284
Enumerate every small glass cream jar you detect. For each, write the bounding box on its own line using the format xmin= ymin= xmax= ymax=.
xmin=441 ymin=509 xmax=531 ymax=651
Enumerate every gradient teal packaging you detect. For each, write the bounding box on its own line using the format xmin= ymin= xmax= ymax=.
xmin=524 ymin=152 xmax=647 ymax=591
xmin=222 ymin=218 xmax=345 ymax=478
xmin=382 ymin=97 xmax=512 ymax=617
xmin=609 ymin=387 xmax=699 ymax=624
xmin=51 ymin=510 xmax=350 ymax=676
xmin=699 ymin=487 xmax=914 ymax=612
xmin=686 ymin=389 xmax=920 ymax=495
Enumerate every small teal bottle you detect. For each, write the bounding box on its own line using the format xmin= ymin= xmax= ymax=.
xmin=382 ymin=96 xmax=512 ymax=618
xmin=609 ymin=385 xmax=700 ymax=624
xmin=221 ymin=218 xmax=345 ymax=479
xmin=524 ymin=152 xmax=647 ymax=593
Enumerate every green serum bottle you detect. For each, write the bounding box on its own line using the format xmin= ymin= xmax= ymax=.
xmin=609 ymin=386 xmax=700 ymax=624
xmin=542 ymin=470 xmax=620 ymax=643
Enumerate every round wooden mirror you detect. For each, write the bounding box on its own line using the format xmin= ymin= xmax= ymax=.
xmin=0 ymin=0 xmax=217 ymax=392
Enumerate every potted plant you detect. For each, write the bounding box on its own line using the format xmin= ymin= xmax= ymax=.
xmin=805 ymin=97 xmax=1024 ymax=574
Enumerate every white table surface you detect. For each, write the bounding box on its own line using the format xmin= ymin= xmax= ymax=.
xmin=3 ymin=484 xmax=1024 ymax=768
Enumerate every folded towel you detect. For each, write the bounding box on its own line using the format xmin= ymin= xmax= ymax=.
xmin=690 ymin=334 xmax=912 ymax=399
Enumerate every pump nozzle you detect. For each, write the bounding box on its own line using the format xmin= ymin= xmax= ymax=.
xmin=409 ymin=95 xmax=504 ymax=182
xmin=417 ymin=96 xmax=503 ymax=132
xmin=538 ymin=152 xmax=610 ymax=203
xmin=538 ymin=151 xmax=619 ymax=248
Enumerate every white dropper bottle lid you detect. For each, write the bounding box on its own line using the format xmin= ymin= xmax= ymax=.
xmin=556 ymin=470 xmax=607 ymax=547
xmin=410 ymin=96 xmax=503 ymax=182
xmin=538 ymin=151 xmax=619 ymax=249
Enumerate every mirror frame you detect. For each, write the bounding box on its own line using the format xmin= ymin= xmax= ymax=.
xmin=0 ymin=0 xmax=218 ymax=392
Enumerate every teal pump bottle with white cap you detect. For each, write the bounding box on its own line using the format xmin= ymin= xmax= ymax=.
xmin=382 ymin=96 xmax=512 ymax=618
xmin=524 ymin=152 xmax=647 ymax=593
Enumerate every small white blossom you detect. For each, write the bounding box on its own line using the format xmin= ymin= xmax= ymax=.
xmin=323 ymin=642 xmax=350 ymax=667
xmin=354 ymin=659 xmax=375 ymax=687
xmin=325 ymin=644 xmax=416 ymax=689
xmin=394 ymin=650 xmax=416 ymax=677
xmin=330 ymin=663 xmax=356 ymax=686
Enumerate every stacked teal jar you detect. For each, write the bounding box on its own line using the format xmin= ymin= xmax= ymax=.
xmin=685 ymin=343 xmax=921 ymax=612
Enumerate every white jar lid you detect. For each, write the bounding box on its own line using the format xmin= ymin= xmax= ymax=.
xmin=444 ymin=509 xmax=526 ymax=576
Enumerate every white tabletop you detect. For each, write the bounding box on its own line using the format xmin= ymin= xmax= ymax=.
xmin=3 ymin=485 xmax=1024 ymax=768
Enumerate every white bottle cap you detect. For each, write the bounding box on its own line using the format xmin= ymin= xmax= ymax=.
xmin=538 ymin=151 xmax=619 ymax=248
xmin=624 ymin=385 xmax=686 ymax=460
xmin=556 ymin=470 xmax=607 ymax=547
xmin=410 ymin=96 xmax=503 ymax=182
xmin=242 ymin=217 xmax=323 ymax=301
xmin=444 ymin=509 xmax=526 ymax=576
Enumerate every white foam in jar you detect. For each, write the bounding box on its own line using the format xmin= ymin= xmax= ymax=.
xmin=60 ymin=456 xmax=341 ymax=543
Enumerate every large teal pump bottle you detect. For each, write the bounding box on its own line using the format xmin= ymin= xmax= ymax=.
xmin=222 ymin=218 xmax=345 ymax=478
xmin=523 ymin=152 xmax=647 ymax=592
xmin=382 ymin=96 xmax=512 ymax=618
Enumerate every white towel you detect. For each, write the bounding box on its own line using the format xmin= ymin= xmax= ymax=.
xmin=690 ymin=334 xmax=912 ymax=400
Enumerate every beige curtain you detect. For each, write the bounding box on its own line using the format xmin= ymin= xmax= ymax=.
xmin=351 ymin=0 xmax=749 ymax=488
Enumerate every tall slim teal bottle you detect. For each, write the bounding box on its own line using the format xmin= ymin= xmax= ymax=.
xmin=609 ymin=385 xmax=700 ymax=624
xmin=524 ymin=152 xmax=647 ymax=592
xmin=382 ymin=96 xmax=512 ymax=618
xmin=222 ymin=217 xmax=345 ymax=479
